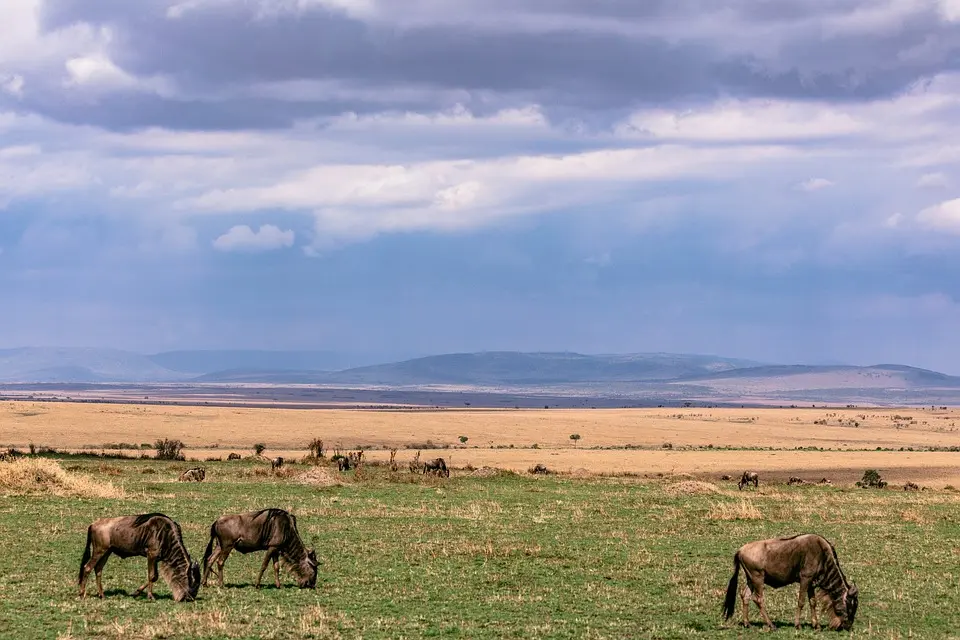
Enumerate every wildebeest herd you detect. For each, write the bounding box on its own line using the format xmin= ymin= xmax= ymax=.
xmin=76 ymin=465 xmax=860 ymax=632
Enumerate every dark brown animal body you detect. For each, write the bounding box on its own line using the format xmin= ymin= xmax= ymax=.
xmin=336 ymin=456 xmax=351 ymax=472
xmin=738 ymin=471 xmax=759 ymax=490
xmin=722 ymin=533 xmax=859 ymax=631
xmin=227 ymin=453 xmax=241 ymax=461
xmin=270 ymin=457 xmax=284 ymax=472
xmin=422 ymin=457 xmax=449 ymax=477
xmin=78 ymin=513 xmax=201 ymax=601
xmin=201 ymin=508 xmax=317 ymax=589
xmin=178 ymin=467 xmax=205 ymax=482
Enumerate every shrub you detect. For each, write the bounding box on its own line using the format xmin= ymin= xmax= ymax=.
xmin=154 ymin=438 xmax=185 ymax=461
xmin=459 ymin=436 xmax=469 ymax=445
xmin=253 ymin=443 xmax=266 ymax=456
xmin=857 ymin=469 xmax=887 ymax=488
xmin=308 ymin=438 xmax=325 ymax=458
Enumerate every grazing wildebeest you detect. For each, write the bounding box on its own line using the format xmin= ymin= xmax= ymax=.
xmin=422 ymin=457 xmax=450 ymax=477
xmin=201 ymin=508 xmax=318 ymax=589
xmin=227 ymin=453 xmax=241 ymax=461
xmin=177 ymin=467 xmax=205 ymax=482
xmin=738 ymin=471 xmax=759 ymax=490
xmin=270 ymin=457 xmax=284 ymax=472
xmin=78 ymin=513 xmax=201 ymax=602
xmin=722 ymin=533 xmax=859 ymax=631
xmin=336 ymin=456 xmax=350 ymax=472
xmin=787 ymin=476 xmax=804 ymax=486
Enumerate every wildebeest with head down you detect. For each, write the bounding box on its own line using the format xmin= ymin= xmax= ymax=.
xmin=422 ymin=457 xmax=450 ymax=477
xmin=270 ymin=457 xmax=284 ymax=472
xmin=722 ymin=533 xmax=859 ymax=631
xmin=178 ymin=467 xmax=205 ymax=482
xmin=78 ymin=513 xmax=201 ymax=602
xmin=201 ymin=508 xmax=318 ymax=589
xmin=738 ymin=471 xmax=759 ymax=490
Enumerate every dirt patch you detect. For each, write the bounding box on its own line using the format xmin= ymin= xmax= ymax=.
xmin=0 ymin=458 xmax=126 ymax=498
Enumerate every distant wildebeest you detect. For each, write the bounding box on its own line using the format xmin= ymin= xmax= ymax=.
xmin=904 ymin=481 xmax=920 ymax=491
xmin=722 ymin=533 xmax=859 ymax=631
xmin=201 ymin=508 xmax=318 ymax=589
xmin=177 ymin=467 xmax=205 ymax=482
xmin=720 ymin=474 xmax=732 ymax=481
xmin=787 ymin=476 xmax=805 ymax=486
xmin=270 ymin=457 xmax=284 ymax=472
xmin=227 ymin=453 xmax=241 ymax=461
xmin=336 ymin=456 xmax=350 ymax=472
xmin=738 ymin=471 xmax=759 ymax=490
xmin=422 ymin=457 xmax=450 ymax=477
xmin=78 ymin=513 xmax=201 ymax=602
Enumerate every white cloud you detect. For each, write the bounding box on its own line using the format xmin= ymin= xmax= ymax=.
xmin=917 ymin=172 xmax=949 ymax=189
xmin=883 ymin=212 xmax=904 ymax=229
xmin=797 ymin=178 xmax=836 ymax=192
xmin=917 ymin=198 xmax=960 ymax=233
xmin=1 ymin=74 xmax=24 ymax=97
xmin=212 ymin=224 xmax=295 ymax=252
xmin=65 ymin=54 xmax=133 ymax=87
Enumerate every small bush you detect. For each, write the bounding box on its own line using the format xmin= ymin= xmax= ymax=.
xmin=308 ymin=438 xmax=325 ymax=458
xmin=253 ymin=443 xmax=266 ymax=456
xmin=154 ymin=438 xmax=185 ymax=461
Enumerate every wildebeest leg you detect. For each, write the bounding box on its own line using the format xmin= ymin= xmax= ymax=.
xmin=744 ymin=569 xmax=774 ymax=630
xmin=795 ymin=580 xmax=809 ymax=629
xmin=272 ymin=553 xmax=281 ymax=588
xmin=739 ymin=580 xmax=752 ymax=627
xmin=808 ymin=584 xmax=819 ymax=630
xmin=216 ymin=543 xmax=234 ymax=587
xmin=255 ymin=548 xmax=277 ymax=588
xmin=133 ymin=554 xmax=158 ymax=600
xmin=80 ymin=548 xmax=110 ymax=599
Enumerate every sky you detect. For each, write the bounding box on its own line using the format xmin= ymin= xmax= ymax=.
xmin=1 ymin=0 xmax=960 ymax=371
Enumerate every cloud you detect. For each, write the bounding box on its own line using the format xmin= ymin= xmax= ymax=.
xmin=212 ymin=224 xmax=295 ymax=252
xmin=1 ymin=74 xmax=24 ymax=97
xmin=917 ymin=172 xmax=949 ymax=188
xmin=796 ymin=178 xmax=836 ymax=192
xmin=917 ymin=198 xmax=960 ymax=232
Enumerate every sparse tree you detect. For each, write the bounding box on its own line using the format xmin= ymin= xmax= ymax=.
xmin=458 ymin=435 xmax=469 ymax=445
xmin=570 ymin=433 xmax=582 ymax=448
xmin=253 ymin=443 xmax=266 ymax=457
xmin=308 ymin=438 xmax=325 ymax=458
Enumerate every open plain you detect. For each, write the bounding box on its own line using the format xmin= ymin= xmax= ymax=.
xmin=3 ymin=400 xmax=960 ymax=485
xmin=3 ymin=400 xmax=960 ymax=638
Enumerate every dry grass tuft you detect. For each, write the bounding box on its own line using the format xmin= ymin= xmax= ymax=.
xmin=469 ymin=466 xmax=501 ymax=478
xmin=0 ymin=458 xmax=126 ymax=498
xmin=664 ymin=480 xmax=722 ymax=496
xmin=707 ymin=498 xmax=764 ymax=520
xmin=297 ymin=467 xmax=344 ymax=487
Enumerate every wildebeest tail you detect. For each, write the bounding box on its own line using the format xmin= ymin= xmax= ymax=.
xmin=78 ymin=526 xmax=93 ymax=584
xmin=202 ymin=522 xmax=218 ymax=569
xmin=722 ymin=551 xmax=740 ymax=620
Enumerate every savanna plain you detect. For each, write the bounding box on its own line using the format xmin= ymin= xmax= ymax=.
xmin=2 ymin=400 xmax=960 ymax=638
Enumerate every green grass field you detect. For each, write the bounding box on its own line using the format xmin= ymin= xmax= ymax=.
xmin=1 ymin=456 xmax=958 ymax=639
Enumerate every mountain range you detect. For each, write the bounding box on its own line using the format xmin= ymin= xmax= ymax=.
xmin=1 ymin=347 xmax=959 ymax=405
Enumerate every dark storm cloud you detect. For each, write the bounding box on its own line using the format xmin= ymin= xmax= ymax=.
xmin=27 ymin=0 xmax=960 ymax=130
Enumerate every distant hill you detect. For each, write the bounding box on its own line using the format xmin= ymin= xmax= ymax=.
xmin=196 ymin=351 xmax=767 ymax=385
xmin=671 ymin=364 xmax=960 ymax=392
xmin=0 ymin=348 xmax=182 ymax=383
xmin=147 ymin=350 xmax=393 ymax=375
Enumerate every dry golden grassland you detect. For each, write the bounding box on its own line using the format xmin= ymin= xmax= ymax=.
xmin=3 ymin=401 xmax=960 ymax=485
